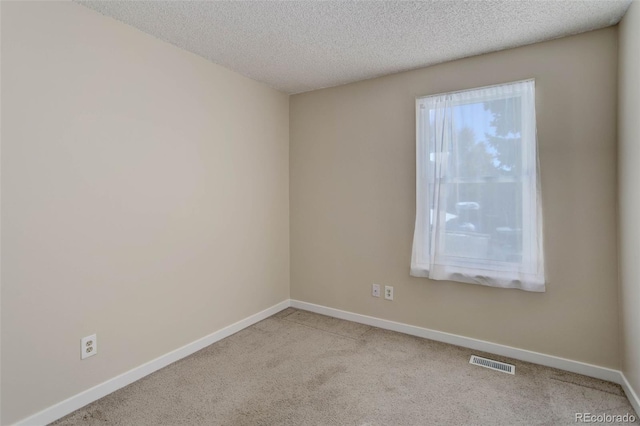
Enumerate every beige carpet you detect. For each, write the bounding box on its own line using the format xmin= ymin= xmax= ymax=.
xmin=52 ymin=308 xmax=639 ymax=425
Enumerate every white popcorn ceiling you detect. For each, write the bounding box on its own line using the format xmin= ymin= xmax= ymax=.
xmin=77 ymin=1 xmax=632 ymax=94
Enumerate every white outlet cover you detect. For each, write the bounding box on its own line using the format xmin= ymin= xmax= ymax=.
xmin=384 ymin=286 xmax=394 ymax=300
xmin=372 ymin=284 xmax=381 ymax=297
xmin=81 ymin=334 xmax=97 ymax=360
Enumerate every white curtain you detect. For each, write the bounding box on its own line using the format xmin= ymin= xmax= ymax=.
xmin=411 ymin=80 xmax=545 ymax=292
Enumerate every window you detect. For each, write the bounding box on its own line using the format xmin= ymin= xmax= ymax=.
xmin=410 ymin=80 xmax=545 ymax=292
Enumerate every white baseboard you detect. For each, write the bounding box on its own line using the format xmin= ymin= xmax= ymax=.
xmin=290 ymin=300 xmax=623 ymax=384
xmin=621 ymin=373 xmax=640 ymax=417
xmin=14 ymin=300 xmax=291 ymax=426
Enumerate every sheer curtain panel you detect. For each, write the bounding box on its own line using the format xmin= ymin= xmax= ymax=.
xmin=411 ymin=80 xmax=545 ymax=292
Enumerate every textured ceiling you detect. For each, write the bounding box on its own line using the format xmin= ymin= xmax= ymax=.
xmin=77 ymin=1 xmax=631 ymax=94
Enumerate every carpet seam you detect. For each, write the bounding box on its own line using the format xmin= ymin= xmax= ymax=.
xmin=548 ymin=377 xmax=625 ymax=397
xmin=279 ymin=317 xmax=371 ymax=342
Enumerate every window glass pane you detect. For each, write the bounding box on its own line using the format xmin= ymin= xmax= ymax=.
xmin=442 ymin=97 xmax=523 ymax=263
xmin=441 ymin=182 xmax=523 ymax=263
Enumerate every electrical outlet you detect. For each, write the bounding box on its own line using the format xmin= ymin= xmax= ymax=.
xmin=81 ymin=334 xmax=97 ymax=360
xmin=372 ymin=283 xmax=381 ymax=297
xmin=384 ymin=285 xmax=394 ymax=300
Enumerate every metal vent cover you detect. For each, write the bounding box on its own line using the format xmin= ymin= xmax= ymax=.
xmin=470 ymin=355 xmax=515 ymax=375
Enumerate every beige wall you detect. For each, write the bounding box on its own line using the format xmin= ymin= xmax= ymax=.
xmin=1 ymin=2 xmax=289 ymax=424
xmin=290 ymin=28 xmax=620 ymax=368
xmin=619 ymin=0 xmax=640 ymax=403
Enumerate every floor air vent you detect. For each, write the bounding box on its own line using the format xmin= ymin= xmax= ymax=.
xmin=469 ymin=355 xmax=515 ymax=375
